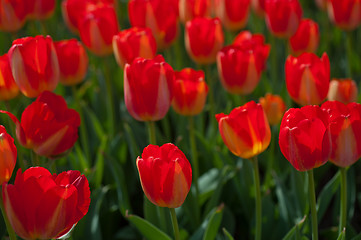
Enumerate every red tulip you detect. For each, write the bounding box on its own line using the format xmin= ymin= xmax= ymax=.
xmin=124 ymin=55 xmax=174 ymax=121
xmin=0 ymin=53 xmax=19 ymax=100
xmin=265 ymin=0 xmax=303 ymax=38
xmin=128 ymin=0 xmax=179 ymax=50
xmin=185 ymin=17 xmax=224 ymax=64
xmin=251 ymin=0 xmax=266 ymax=17
xmin=172 ymin=68 xmax=208 ymax=116
xmin=328 ymin=78 xmax=358 ymax=104
xmin=112 ymin=27 xmax=157 ymax=68
xmin=179 ymin=0 xmax=212 ymax=23
xmin=279 ymin=105 xmax=331 ymax=171
xmin=8 ymin=35 xmax=59 ymax=98
xmin=214 ymin=0 xmax=251 ymax=31
xmin=78 ymin=5 xmax=119 ymax=56
xmin=2 ymin=167 xmax=90 ymax=239
xmin=322 ymin=101 xmax=361 ymax=167
xmin=327 ymin=0 xmax=361 ymax=31
xmin=136 ymin=143 xmax=192 ymax=208
xmin=1 ymin=91 xmax=80 ymax=158
xmin=285 ymin=52 xmax=330 ymax=106
xmin=216 ymin=101 xmax=271 ymax=159
xmin=289 ymin=18 xmax=320 ymax=56
xmin=26 ymin=0 xmax=56 ymax=20
xmin=0 ymin=0 xmax=27 ymax=32
xmin=0 ymin=126 xmax=16 ymax=185
xmin=217 ymin=31 xmax=270 ymax=94
xmin=54 ymin=39 xmax=88 ymax=86
xmin=259 ymin=93 xmax=286 ymax=125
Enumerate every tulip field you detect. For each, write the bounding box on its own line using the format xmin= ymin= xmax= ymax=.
xmin=2 ymin=0 xmax=361 ymax=240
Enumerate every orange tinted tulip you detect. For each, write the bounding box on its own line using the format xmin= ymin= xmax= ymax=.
xmin=327 ymin=0 xmax=361 ymax=31
xmin=322 ymin=101 xmax=361 ymax=167
xmin=0 ymin=0 xmax=27 ymax=32
xmin=54 ymin=39 xmax=88 ymax=86
xmin=179 ymin=0 xmax=211 ymax=23
xmin=216 ymin=101 xmax=271 ymax=159
xmin=289 ymin=18 xmax=320 ymax=56
xmin=8 ymin=35 xmax=59 ymax=98
xmin=285 ymin=52 xmax=330 ymax=106
xmin=185 ymin=17 xmax=224 ymax=64
xmin=172 ymin=68 xmax=208 ymax=116
xmin=0 ymin=54 xmax=19 ymax=100
xmin=124 ymin=55 xmax=174 ymax=121
xmin=265 ymin=0 xmax=303 ymax=38
xmin=214 ymin=0 xmax=251 ymax=31
xmin=328 ymin=78 xmax=358 ymax=104
xmin=112 ymin=27 xmax=157 ymax=68
xmin=136 ymin=143 xmax=192 ymax=208
xmin=259 ymin=93 xmax=286 ymax=125
xmin=0 ymin=126 xmax=16 ymax=185
xmin=217 ymin=31 xmax=270 ymax=94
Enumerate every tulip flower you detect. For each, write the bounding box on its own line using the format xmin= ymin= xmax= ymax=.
xmin=2 ymin=167 xmax=90 ymax=240
xmin=289 ymin=18 xmax=320 ymax=56
xmin=214 ymin=0 xmax=251 ymax=31
xmin=327 ymin=0 xmax=361 ymax=31
xmin=172 ymin=68 xmax=208 ymax=116
xmin=251 ymin=0 xmax=266 ymax=17
xmin=179 ymin=0 xmax=211 ymax=23
xmin=26 ymin=0 xmax=55 ymax=19
xmin=136 ymin=143 xmax=192 ymax=208
xmin=0 ymin=126 xmax=16 ymax=185
xmin=285 ymin=52 xmax=330 ymax=106
xmin=259 ymin=93 xmax=286 ymax=125
xmin=128 ymin=0 xmax=179 ymax=50
xmin=265 ymin=0 xmax=303 ymax=38
xmin=8 ymin=35 xmax=59 ymax=98
xmin=216 ymin=101 xmax=271 ymax=159
xmin=124 ymin=55 xmax=174 ymax=122
xmin=1 ymin=91 xmax=80 ymax=158
xmin=54 ymin=39 xmax=88 ymax=86
xmin=185 ymin=17 xmax=224 ymax=64
xmin=112 ymin=27 xmax=157 ymax=68
xmin=0 ymin=54 xmax=19 ymax=101
xmin=78 ymin=5 xmax=119 ymax=56
xmin=328 ymin=78 xmax=358 ymax=104
xmin=217 ymin=31 xmax=270 ymax=95
xmin=0 ymin=0 xmax=27 ymax=32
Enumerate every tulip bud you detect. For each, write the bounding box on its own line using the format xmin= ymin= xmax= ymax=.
xmin=136 ymin=143 xmax=192 ymax=208
xmin=214 ymin=0 xmax=251 ymax=31
xmin=112 ymin=27 xmax=157 ymax=68
xmin=26 ymin=0 xmax=55 ymax=20
xmin=179 ymin=0 xmax=212 ymax=23
xmin=55 ymin=39 xmax=88 ymax=86
xmin=216 ymin=101 xmax=271 ymax=159
xmin=172 ymin=68 xmax=208 ymax=116
xmin=289 ymin=18 xmax=320 ymax=57
xmin=265 ymin=0 xmax=303 ymax=38
xmin=1 ymin=91 xmax=80 ymax=158
xmin=285 ymin=52 xmax=330 ymax=106
xmin=259 ymin=93 xmax=286 ymax=125
xmin=217 ymin=31 xmax=270 ymax=94
xmin=8 ymin=35 xmax=59 ymax=98
xmin=327 ymin=0 xmax=361 ymax=31
xmin=124 ymin=55 xmax=174 ymax=121
xmin=0 ymin=126 xmax=16 ymax=185
xmin=78 ymin=5 xmax=119 ymax=56
xmin=279 ymin=105 xmax=331 ymax=171
xmin=2 ymin=167 xmax=90 ymax=239
xmin=328 ymin=78 xmax=358 ymax=104
xmin=185 ymin=17 xmax=224 ymax=64
xmin=322 ymin=101 xmax=361 ymax=167
xmin=0 ymin=0 xmax=27 ymax=32
xmin=0 ymin=54 xmax=19 ymax=100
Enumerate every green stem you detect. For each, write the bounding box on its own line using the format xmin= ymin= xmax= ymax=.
xmin=270 ymin=34 xmax=278 ymax=93
xmin=103 ymin=57 xmax=116 ymax=137
xmin=169 ymin=208 xmax=180 ymax=240
xmin=204 ymin=65 xmax=216 ymax=135
xmin=339 ymin=167 xmax=347 ymax=234
xmin=32 ymin=151 xmax=40 ymax=166
xmin=147 ymin=121 xmax=157 ymax=145
xmin=0 ymin=186 xmax=17 ymax=240
xmin=345 ymin=31 xmax=353 ymax=78
xmin=308 ymin=169 xmax=318 ymax=240
xmin=251 ymin=156 xmax=262 ymax=240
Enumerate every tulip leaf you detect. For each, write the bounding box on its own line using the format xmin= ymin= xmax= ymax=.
xmin=222 ymin=228 xmax=234 ymax=240
xmin=94 ymin=136 xmax=107 ymax=188
xmin=126 ymin=212 xmax=172 ymax=240
xmin=282 ymin=215 xmax=306 ymax=240
xmin=317 ymin=171 xmax=340 ymax=221
xmin=351 ymin=231 xmax=361 ymax=240
xmin=203 ymin=204 xmax=224 ymax=240
xmin=337 ymin=229 xmax=346 ymax=240
xmin=83 ymin=105 xmax=105 ymax=139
